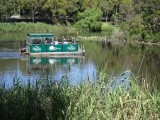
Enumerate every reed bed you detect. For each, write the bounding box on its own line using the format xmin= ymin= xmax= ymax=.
xmin=0 ymin=77 xmax=70 ymax=120
xmin=0 ymin=72 xmax=159 ymax=120
xmin=0 ymin=22 xmax=75 ymax=33
xmin=66 ymin=78 xmax=160 ymax=120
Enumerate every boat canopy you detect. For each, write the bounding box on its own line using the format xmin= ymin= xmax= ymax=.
xmin=27 ymin=33 xmax=54 ymax=38
xmin=27 ymin=33 xmax=55 ymax=44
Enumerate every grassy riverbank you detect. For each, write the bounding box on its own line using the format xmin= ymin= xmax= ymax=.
xmin=0 ymin=73 xmax=159 ymax=120
xmin=1 ymin=22 xmax=158 ymax=43
xmin=0 ymin=22 xmax=116 ymax=34
xmin=0 ymin=22 xmax=75 ymax=33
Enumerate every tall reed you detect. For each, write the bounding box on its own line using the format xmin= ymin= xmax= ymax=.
xmin=0 ymin=22 xmax=75 ymax=33
xmin=0 ymin=77 xmax=70 ymax=120
xmin=66 ymin=72 xmax=160 ymax=120
xmin=0 ymin=71 xmax=159 ymax=120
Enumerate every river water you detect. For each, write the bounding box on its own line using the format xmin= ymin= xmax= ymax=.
xmin=0 ymin=32 xmax=160 ymax=89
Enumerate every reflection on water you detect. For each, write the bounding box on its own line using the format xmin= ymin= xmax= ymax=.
xmin=0 ymin=35 xmax=160 ymax=90
xmin=0 ymin=52 xmax=21 ymax=59
xmin=109 ymin=70 xmax=133 ymax=93
xmin=26 ymin=56 xmax=88 ymax=80
xmin=29 ymin=57 xmax=79 ymax=65
xmin=0 ymin=51 xmax=97 ymax=88
xmin=0 ymin=40 xmax=97 ymax=88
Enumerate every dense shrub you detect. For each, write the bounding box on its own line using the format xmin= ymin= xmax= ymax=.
xmin=74 ymin=8 xmax=103 ymax=31
xmin=101 ymin=22 xmax=115 ymax=33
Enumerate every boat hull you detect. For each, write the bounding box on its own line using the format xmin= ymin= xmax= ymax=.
xmin=29 ymin=51 xmax=85 ymax=57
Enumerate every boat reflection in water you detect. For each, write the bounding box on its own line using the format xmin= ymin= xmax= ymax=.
xmin=30 ymin=57 xmax=79 ymax=65
xmin=27 ymin=56 xmax=85 ymax=74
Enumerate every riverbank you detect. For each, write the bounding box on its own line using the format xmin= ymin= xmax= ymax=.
xmin=0 ymin=74 xmax=159 ymax=120
xmin=0 ymin=22 xmax=117 ymax=34
xmin=78 ymin=36 xmax=160 ymax=47
xmin=0 ymin=22 xmax=76 ymax=33
xmin=0 ymin=22 xmax=159 ymax=44
xmin=125 ymin=41 xmax=160 ymax=46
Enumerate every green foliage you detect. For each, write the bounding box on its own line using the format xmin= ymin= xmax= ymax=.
xmin=0 ymin=78 xmax=70 ymax=120
xmin=146 ymin=10 xmax=160 ymax=33
xmin=66 ymin=0 xmax=78 ymax=17
xmin=0 ymin=22 xmax=75 ymax=33
xmin=66 ymin=78 xmax=160 ymax=120
xmin=101 ymin=22 xmax=115 ymax=33
xmin=20 ymin=0 xmax=40 ymax=19
xmin=100 ymin=0 xmax=114 ymax=22
xmin=0 ymin=72 xmax=160 ymax=120
xmin=43 ymin=0 xmax=67 ymax=19
xmin=120 ymin=0 xmax=134 ymax=22
xmin=74 ymin=8 xmax=103 ymax=31
xmin=56 ymin=0 xmax=67 ymax=16
xmin=145 ymin=33 xmax=160 ymax=43
xmin=119 ymin=15 xmax=146 ymax=41
xmin=139 ymin=0 xmax=160 ymax=33
xmin=0 ymin=0 xmax=159 ymax=41
xmin=129 ymin=15 xmax=144 ymax=35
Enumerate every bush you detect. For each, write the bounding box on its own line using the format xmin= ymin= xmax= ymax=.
xmin=112 ymin=29 xmax=126 ymax=41
xmin=101 ymin=22 xmax=115 ymax=34
xmin=145 ymin=33 xmax=160 ymax=43
xmin=74 ymin=8 xmax=103 ymax=31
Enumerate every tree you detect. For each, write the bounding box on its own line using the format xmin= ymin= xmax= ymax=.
xmin=1 ymin=0 xmax=20 ymax=17
xmin=21 ymin=0 xmax=40 ymax=22
xmin=140 ymin=0 xmax=160 ymax=32
xmin=43 ymin=0 xmax=67 ymax=22
xmin=111 ymin=0 xmax=122 ymax=24
xmin=119 ymin=0 xmax=134 ymax=22
xmin=129 ymin=15 xmax=144 ymax=35
xmin=100 ymin=0 xmax=113 ymax=22
xmin=66 ymin=0 xmax=78 ymax=17
xmin=76 ymin=0 xmax=100 ymax=12
xmin=42 ymin=0 xmax=53 ymax=18
xmin=83 ymin=0 xmax=100 ymax=8
xmin=0 ymin=0 xmax=5 ymax=19
xmin=113 ymin=0 xmax=121 ymax=14
xmin=74 ymin=8 xmax=103 ymax=31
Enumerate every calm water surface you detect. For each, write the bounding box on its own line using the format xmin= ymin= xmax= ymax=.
xmin=0 ymin=32 xmax=160 ymax=89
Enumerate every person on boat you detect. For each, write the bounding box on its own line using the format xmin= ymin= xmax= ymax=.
xmin=62 ymin=36 xmax=66 ymax=41
xmin=71 ymin=36 xmax=75 ymax=44
xmin=44 ymin=38 xmax=48 ymax=44
xmin=62 ymin=36 xmax=69 ymax=44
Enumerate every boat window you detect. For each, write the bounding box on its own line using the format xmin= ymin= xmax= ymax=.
xmin=44 ymin=38 xmax=53 ymax=44
xmin=32 ymin=38 xmax=42 ymax=44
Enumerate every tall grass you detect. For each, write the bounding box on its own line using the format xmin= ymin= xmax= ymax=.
xmin=66 ymin=79 xmax=160 ymax=120
xmin=0 ymin=72 xmax=159 ymax=120
xmin=0 ymin=22 xmax=76 ymax=33
xmin=0 ymin=77 xmax=70 ymax=120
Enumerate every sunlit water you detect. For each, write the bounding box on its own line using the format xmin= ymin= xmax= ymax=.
xmin=0 ymin=41 xmax=97 ymax=88
xmin=0 ymin=32 xmax=160 ymax=90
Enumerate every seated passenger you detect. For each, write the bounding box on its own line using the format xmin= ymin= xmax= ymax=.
xmin=62 ymin=36 xmax=66 ymax=41
xmin=44 ymin=38 xmax=48 ymax=44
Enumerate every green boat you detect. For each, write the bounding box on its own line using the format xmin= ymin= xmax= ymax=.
xmin=29 ymin=57 xmax=79 ymax=65
xmin=21 ymin=33 xmax=85 ymax=56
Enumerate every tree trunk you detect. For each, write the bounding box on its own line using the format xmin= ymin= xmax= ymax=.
xmin=115 ymin=5 xmax=118 ymax=14
xmin=32 ymin=10 xmax=34 ymax=23
xmin=106 ymin=11 xmax=108 ymax=22
xmin=32 ymin=5 xmax=35 ymax=23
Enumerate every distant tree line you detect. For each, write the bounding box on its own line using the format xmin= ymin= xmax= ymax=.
xmin=0 ymin=0 xmax=159 ymax=33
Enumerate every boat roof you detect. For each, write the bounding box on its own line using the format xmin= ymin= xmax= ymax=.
xmin=27 ymin=33 xmax=54 ymax=38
